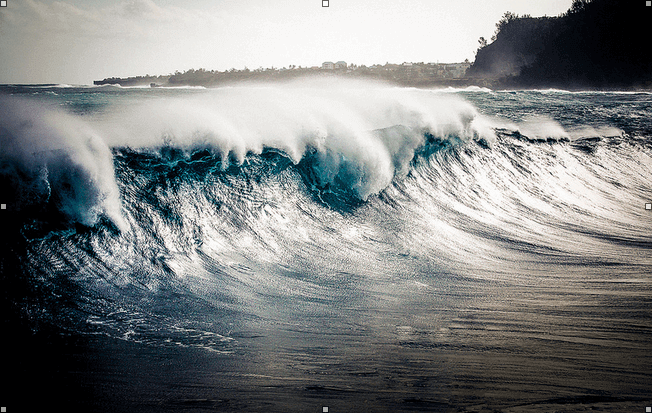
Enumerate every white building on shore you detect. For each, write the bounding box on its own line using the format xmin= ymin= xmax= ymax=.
xmin=443 ymin=62 xmax=471 ymax=78
xmin=322 ymin=61 xmax=347 ymax=70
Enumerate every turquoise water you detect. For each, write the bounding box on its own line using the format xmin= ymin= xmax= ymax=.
xmin=1 ymin=82 xmax=651 ymax=412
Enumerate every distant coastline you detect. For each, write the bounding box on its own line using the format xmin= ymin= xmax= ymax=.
xmin=94 ymin=0 xmax=651 ymax=91
xmin=93 ymin=61 xmax=479 ymax=89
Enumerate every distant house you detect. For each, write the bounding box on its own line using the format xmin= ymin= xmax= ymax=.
xmin=441 ymin=62 xmax=471 ymax=78
xmin=452 ymin=62 xmax=471 ymax=78
xmin=322 ymin=61 xmax=347 ymax=70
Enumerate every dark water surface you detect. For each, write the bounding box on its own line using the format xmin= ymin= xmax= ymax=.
xmin=1 ymin=83 xmax=651 ymax=412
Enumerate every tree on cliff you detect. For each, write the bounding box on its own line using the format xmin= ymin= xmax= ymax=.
xmin=491 ymin=11 xmax=518 ymax=42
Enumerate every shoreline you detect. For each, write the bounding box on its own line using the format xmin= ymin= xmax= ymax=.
xmin=4 ymin=78 xmax=652 ymax=93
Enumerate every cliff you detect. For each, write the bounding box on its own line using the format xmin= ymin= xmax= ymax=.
xmin=468 ymin=0 xmax=652 ymax=89
xmin=468 ymin=14 xmax=560 ymax=79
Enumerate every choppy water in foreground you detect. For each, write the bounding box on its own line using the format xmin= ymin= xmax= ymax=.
xmin=1 ymin=81 xmax=651 ymax=412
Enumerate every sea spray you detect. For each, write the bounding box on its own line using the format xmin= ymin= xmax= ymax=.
xmin=96 ymin=78 xmax=496 ymax=202
xmin=0 ymin=96 xmax=126 ymax=230
xmin=2 ymin=85 xmax=651 ymax=413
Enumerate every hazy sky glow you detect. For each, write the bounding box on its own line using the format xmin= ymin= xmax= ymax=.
xmin=0 ymin=0 xmax=573 ymax=84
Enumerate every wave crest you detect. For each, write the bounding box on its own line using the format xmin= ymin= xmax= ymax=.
xmin=3 ymin=80 xmax=499 ymax=232
xmin=101 ymin=79 xmax=495 ymax=200
xmin=0 ymin=96 xmax=125 ymax=233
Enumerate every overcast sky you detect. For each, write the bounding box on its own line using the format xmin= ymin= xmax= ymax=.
xmin=0 ymin=0 xmax=573 ymax=85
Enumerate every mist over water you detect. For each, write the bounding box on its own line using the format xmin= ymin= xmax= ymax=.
xmin=1 ymin=81 xmax=651 ymax=412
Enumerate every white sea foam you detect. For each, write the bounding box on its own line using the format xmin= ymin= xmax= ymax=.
xmin=567 ymin=125 xmax=624 ymax=140
xmin=515 ymin=115 xmax=570 ymax=140
xmin=516 ymin=88 xmax=652 ymax=95
xmin=0 ymin=96 xmax=126 ymax=229
xmin=431 ymin=86 xmax=494 ymax=93
xmin=157 ymin=85 xmax=207 ymax=90
xmin=534 ymin=88 xmax=574 ymax=94
xmin=98 ymin=78 xmax=497 ymax=200
xmin=1 ymin=79 xmax=499 ymax=221
xmin=25 ymin=84 xmax=77 ymax=89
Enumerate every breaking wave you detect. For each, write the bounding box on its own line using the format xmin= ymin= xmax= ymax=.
xmin=1 ymin=80 xmax=651 ymax=351
xmin=1 ymin=79 xmax=499 ymax=229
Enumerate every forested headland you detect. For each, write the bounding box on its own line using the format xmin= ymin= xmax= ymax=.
xmin=468 ymin=0 xmax=652 ymax=89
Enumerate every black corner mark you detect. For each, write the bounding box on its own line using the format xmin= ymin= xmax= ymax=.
xmin=322 ymin=0 xmax=329 ymax=7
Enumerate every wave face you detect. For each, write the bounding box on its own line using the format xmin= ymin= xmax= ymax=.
xmin=1 ymin=81 xmax=652 ymax=411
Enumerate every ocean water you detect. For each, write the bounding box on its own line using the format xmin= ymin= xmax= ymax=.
xmin=1 ymin=80 xmax=651 ymax=412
